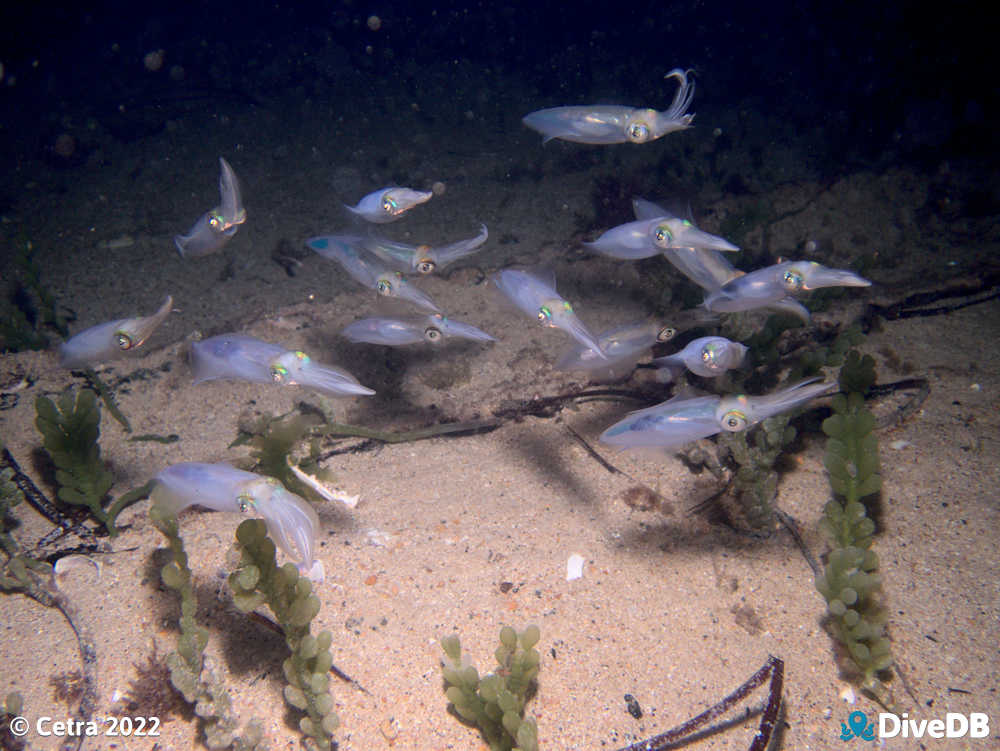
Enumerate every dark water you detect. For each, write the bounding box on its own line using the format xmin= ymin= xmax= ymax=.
xmin=0 ymin=0 xmax=997 ymax=348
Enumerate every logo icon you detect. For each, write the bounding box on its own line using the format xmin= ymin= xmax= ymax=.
xmin=841 ymin=710 xmax=876 ymax=741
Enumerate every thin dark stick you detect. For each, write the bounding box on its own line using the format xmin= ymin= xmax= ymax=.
xmin=564 ymin=425 xmax=623 ymax=475
xmin=564 ymin=426 xmax=673 ymax=512
xmin=868 ymin=378 xmax=930 ymax=430
xmin=312 ymin=418 xmax=500 ymax=444
xmin=614 ymin=655 xmax=783 ymax=751
xmin=861 ymin=275 xmax=1000 ymax=330
xmin=493 ymin=388 xmax=658 ymax=421
xmin=774 ymin=507 xmax=821 ymax=578
xmin=1 ymin=447 xmax=94 ymax=542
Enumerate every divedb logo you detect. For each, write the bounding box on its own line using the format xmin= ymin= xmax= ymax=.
xmin=840 ymin=710 xmax=991 ymax=741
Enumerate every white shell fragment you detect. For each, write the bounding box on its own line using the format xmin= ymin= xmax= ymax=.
xmin=288 ymin=461 xmax=360 ymax=508
xmin=305 ymin=560 xmax=325 ymax=583
xmin=53 ymin=554 xmax=102 ymax=582
xmin=566 ymin=553 xmax=585 ymax=581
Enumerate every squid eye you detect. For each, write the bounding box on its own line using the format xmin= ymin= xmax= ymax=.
xmin=294 ymin=351 xmax=310 ymax=364
xmin=537 ymin=306 xmax=552 ymax=323
xmin=653 ymin=224 xmax=673 ymax=248
xmin=376 ymin=278 xmax=393 ymax=295
xmin=721 ymin=410 xmax=748 ymax=432
xmin=627 ymin=122 xmax=650 ymax=143
xmin=701 ymin=344 xmax=718 ymax=364
xmin=208 ymin=210 xmax=225 ymax=231
xmin=416 ymin=259 xmax=435 ymax=274
xmin=656 ymin=326 xmax=676 ymax=342
xmin=381 ymin=195 xmax=398 ymax=214
xmin=270 ymin=364 xmax=289 ymax=382
xmin=116 ymin=332 xmax=134 ymax=350
xmin=782 ymin=269 xmax=804 ymax=291
xmin=236 ymin=493 xmax=254 ymax=513
xmin=562 ymin=301 xmax=574 ymax=313
xmin=424 ymin=326 xmax=442 ymax=342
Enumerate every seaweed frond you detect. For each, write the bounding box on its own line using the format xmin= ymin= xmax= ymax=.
xmin=0 ymin=466 xmax=25 ymax=557
xmin=716 ymin=413 xmax=798 ymax=532
xmin=815 ymin=350 xmax=894 ymax=706
xmin=150 ymin=506 xmax=264 ymax=750
xmin=235 ymin=412 xmax=318 ymax=497
xmin=83 ymin=369 xmax=132 ymax=433
xmin=35 ymin=389 xmax=118 ymax=534
xmin=229 ymin=518 xmax=339 ymax=749
xmin=2 ymin=692 xmax=27 ymax=751
xmin=440 ymin=624 xmax=541 ymax=751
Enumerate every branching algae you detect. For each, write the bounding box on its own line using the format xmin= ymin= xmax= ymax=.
xmin=815 ymin=351 xmax=894 ymax=704
xmin=711 ymin=322 xmax=866 ymax=532
xmin=150 ymin=505 xmax=264 ymax=750
xmin=33 ymin=389 xmax=149 ymax=536
xmin=440 ymin=624 xmax=540 ymax=751
xmin=715 ymin=413 xmax=797 ymax=531
xmin=152 ymin=510 xmax=339 ymax=749
xmin=229 ymin=518 xmax=340 ymax=748
xmin=35 ymin=389 xmax=117 ymax=533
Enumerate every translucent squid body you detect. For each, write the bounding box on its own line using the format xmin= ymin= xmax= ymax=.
xmin=59 ymin=296 xmax=173 ymax=369
xmin=306 ymin=234 xmax=441 ymax=312
xmin=492 ymin=269 xmax=607 ymax=357
xmin=600 ymin=379 xmax=835 ymax=451
xmin=585 ymin=209 xmax=738 ymax=260
xmin=702 ymin=261 xmax=872 ymax=314
xmin=341 ymin=313 xmax=495 ymax=346
xmin=621 ymin=199 xmax=821 ymax=323
xmin=190 ymin=334 xmax=375 ymax=397
xmin=345 ymin=186 xmax=433 ymax=223
xmin=174 ymin=157 xmax=247 ymax=257
xmin=629 ymin=198 xmax=743 ymax=288
xmin=556 ymin=320 xmax=676 ymax=381
xmin=151 ymin=462 xmax=322 ymax=580
xmin=362 ymin=223 xmax=489 ymax=274
xmin=651 ymin=336 xmax=748 ymax=379
xmin=522 ymin=68 xmax=695 ymax=145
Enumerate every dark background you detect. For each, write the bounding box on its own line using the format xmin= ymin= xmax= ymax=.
xmin=0 ymin=1 xmax=995 ymax=166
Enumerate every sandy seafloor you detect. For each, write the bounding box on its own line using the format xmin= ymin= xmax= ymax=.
xmin=1 ymin=73 xmax=999 ymax=751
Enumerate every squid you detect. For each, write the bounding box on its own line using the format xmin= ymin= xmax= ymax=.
xmin=702 ymin=261 xmax=872 ymax=314
xmin=492 ymin=268 xmax=607 ymax=357
xmin=190 ymin=333 xmax=375 ymax=397
xmin=341 ymin=313 xmax=495 ymax=346
xmin=362 ymin=223 xmax=489 ymax=274
xmin=627 ymin=199 xmax=820 ymax=323
xmin=600 ymin=379 xmax=835 ymax=451
xmin=151 ymin=462 xmax=323 ymax=580
xmin=345 ymin=186 xmax=433 ymax=223
xmin=522 ymin=69 xmax=695 ymax=145
xmin=306 ymin=234 xmax=442 ymax=312
xmin=174 ymin=157 xmax=246 ymax=257
xmin=651 ymin=335 xmax=748 ymax=379
xmin=585 ymin=210 xmax=738 ymax=260
xmin=556 ymin=320 xmax=676 ymax=381
xmin=59 ymin=296 xmax=173 ymax=369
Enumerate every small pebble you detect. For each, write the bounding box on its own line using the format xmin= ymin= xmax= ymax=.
xmin=624 ymin=693 xmax=643 ymax=719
